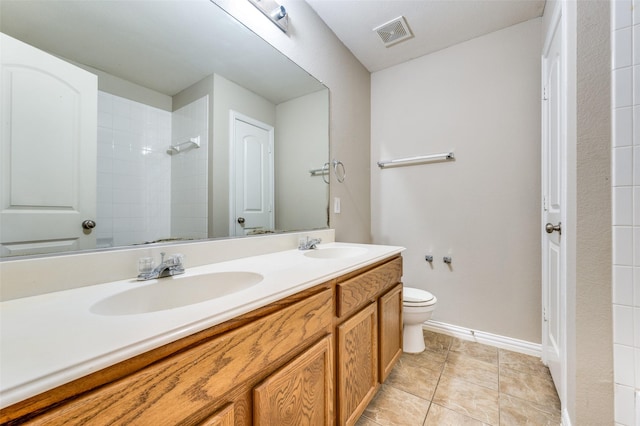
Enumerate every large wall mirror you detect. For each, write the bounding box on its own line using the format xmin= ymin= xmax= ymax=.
xmin=0 ymin=0 xmax=329 ymax=258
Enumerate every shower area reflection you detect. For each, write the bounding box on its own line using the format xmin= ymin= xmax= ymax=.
xmin=95 ymin=93 xmax=208 ymax=248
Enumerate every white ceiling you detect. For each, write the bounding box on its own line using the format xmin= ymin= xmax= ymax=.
xmin=305 ymin=0 xmax=546 ymax=72
xmin=1 ymin=0 xmax=324 ymax=103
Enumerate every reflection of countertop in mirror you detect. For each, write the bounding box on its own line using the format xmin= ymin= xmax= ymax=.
xmin=0 ymin=242 xmax=404 ymax=409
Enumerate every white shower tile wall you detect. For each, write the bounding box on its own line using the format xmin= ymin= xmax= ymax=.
xmin=612 ymin=1 xmax=640 ymax=424
xmin=96 ymin=92 xmax=172 ymax=248
xmin=170 ymin=96 xmax=209 ymax=240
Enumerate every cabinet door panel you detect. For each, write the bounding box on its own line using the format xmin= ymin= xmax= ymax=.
xmin=379 ymin=284 xmax=403 ymax=383
xmin=199 ymin=403 xmax=234 ymax=426
xmin=254 ymin=336 xmax=333 ymax=426
xmin=337 ymin=303 xmax=378 ymax=426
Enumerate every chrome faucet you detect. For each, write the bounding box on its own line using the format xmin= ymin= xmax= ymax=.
xmin=298 ymin=237 xmax=321 ymax=250
xmin=137 ymin=252 xmax=185 ymax=280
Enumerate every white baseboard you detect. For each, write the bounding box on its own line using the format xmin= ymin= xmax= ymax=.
xmin=422 ymin=320 xmax=542 ymax=358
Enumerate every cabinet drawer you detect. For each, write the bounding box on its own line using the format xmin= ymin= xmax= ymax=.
xmin=30 ymin=289 xmax=333 ymax=425
xmin=336 ymin=257 xmax=402 ymax=318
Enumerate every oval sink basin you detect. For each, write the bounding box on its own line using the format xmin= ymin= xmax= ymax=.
xmin=91 ymin=271 xmax=263 ymax=316
xmin=303 ymin=247 xmax=368 ymax=259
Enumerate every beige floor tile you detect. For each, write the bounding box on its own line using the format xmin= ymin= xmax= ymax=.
xmin=449 ymin=338 xmax=499 ymax=365
xmin=362 ymin=332 xmax=562 ymax=426
xmin=423 ymin=329 xmax=453 ymax=355
xmin=432 ymin=375 xmax=500 ymax=425
xmin=499 ymin=394 xmax=561 ymax=426
xmin=443 ymin=352 xmax=499 ymax=391
xmin=499 ymin=366 xmax=560 ymax=410
xmin=362 ymin=384 xmax=430 ymax=426
xmin=385 ymin=354 xmax=441 ymax=400
xmin=355 ymin=415 xmax=382 ymax=426
xmin=498 ymin=350 xmax=551 ymax=378
xmin=424 ymin=403 xmax=490 ymax=426
xmin=404 ymin=348 xmax=447 ymax=371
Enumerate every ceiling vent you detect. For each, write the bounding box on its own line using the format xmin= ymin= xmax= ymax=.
xmin=373 ymin=16 xmax=413 ymax=47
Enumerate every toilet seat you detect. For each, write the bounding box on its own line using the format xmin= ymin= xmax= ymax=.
xmin=403 ymin=287 xmax=436 ymax=307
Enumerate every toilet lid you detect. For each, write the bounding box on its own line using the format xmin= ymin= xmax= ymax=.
xmin=403 ymin=287 xmax=436 ymax=304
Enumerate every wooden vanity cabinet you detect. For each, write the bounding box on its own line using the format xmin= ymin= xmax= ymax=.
xmin=334 ymin=256 xmax=403 ymax=426
xmin=336 ymin=302 xmax=378 ymax=426
xmin=7 ymin=288 xmax=333 ymax=426
xmin=254 ymin=335 xmax=333 ymax=425
xmin=378 ymin=283 xmax=403 ymax=382
xmin=199 ymin=403 xmax=235 ymax=426
xmin=1 ymin=255 xmax=403 ymax=426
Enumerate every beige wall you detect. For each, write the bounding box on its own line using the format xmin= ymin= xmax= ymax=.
xmin=370 ymin=19 xmax=542 ymax=343
xmin=275 ymin=90 xmax=330 ymax=231
xmin=213 ymin=0 xmax=372 ymax=243
xmin=574 ymin=1 xmax=613 ymax=423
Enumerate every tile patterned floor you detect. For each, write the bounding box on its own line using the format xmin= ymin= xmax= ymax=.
xmin=356 ymin=330 xmax=561 ymax=426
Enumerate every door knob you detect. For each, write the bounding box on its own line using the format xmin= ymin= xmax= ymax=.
xmin=237 ymin=217 xmax=245 ymax=224
xmin=545 ymin=222 xmax=561 ymax=235
xmin=82 ymin=220 xmax=96 ymax=230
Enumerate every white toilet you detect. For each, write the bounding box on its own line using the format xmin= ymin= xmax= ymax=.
xmin=402 ymin=287 xmax=437 ymax=353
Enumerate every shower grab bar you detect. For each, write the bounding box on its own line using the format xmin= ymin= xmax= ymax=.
xmin=377 ymin=152 xmax=455 ymax=169
xmin=167 ymin=137 xmax=201 ymax=155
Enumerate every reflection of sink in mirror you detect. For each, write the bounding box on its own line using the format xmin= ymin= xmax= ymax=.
xmin=304 ymin=247 xmax=368 ymax=259
xmin=91 ymin=272 xmax=263 ymax=316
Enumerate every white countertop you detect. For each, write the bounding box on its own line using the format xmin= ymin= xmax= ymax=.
xmin=0 ymin=242 xmax=403 ymax=409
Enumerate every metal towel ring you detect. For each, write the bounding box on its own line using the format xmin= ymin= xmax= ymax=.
xmin=321 ymin=162 xmax=330 ymax=184
xmin=332 ymin=160 xmax=346 ymax=183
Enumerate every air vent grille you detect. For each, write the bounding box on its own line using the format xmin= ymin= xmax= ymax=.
xmin=373 ymin=16 xmax=413 ymax=47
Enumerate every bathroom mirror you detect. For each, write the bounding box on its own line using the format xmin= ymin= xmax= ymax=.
xmin=0 ymin=0 xmax=329 ymax=258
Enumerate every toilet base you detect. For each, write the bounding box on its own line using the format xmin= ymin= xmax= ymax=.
xmin=403 ymin=323 xmax=426 ymax=353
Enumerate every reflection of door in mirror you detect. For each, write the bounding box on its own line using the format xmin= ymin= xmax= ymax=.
xmin=0 ymin=0 xmax=330 ymax=258
xmin=0 ymin=34 xmax=97 ymax=256
xmin=230 ymin=112 xmax=274 ymax=236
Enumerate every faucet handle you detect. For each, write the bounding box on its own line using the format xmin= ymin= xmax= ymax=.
xmin=169 ymin=253 xmax=184 ymax=266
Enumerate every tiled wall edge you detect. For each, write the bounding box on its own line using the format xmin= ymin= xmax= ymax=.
xmin=612 ymin=1 xmax=639 ymax=424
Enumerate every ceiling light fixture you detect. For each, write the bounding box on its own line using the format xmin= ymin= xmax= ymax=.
xmin=248 ymin=0 xmax=288 ymax=33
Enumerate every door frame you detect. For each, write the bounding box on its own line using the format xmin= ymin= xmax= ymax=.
xmin=541 ymin=3 xmax=567 ymax=410
xmin=228 ymin=110 xmax=275 ymax=236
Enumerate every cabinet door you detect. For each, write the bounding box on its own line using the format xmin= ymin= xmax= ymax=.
xmin=337 ymin=303 xmax=378 ymax=426
xmin=378 ymin=284 xmax=403 ymax=383
xmin=254 ymin=335 xmax=333 ymax=426
xmin=199 ymin=403 xmax=235 ymax=426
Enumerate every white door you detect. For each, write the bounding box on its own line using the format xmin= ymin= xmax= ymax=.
xmin=0 ymin=34 xmax=97 ymax=256
xmin=541 ymin=14 xmax=565 ymax=402
xmin=229 ymin=112 xmax=274 ymax=236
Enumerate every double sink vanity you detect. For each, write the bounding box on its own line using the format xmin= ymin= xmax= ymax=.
xmin=0 ymin=236 xmax=404 ymax=425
